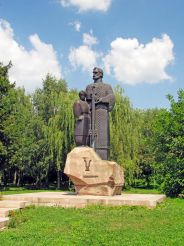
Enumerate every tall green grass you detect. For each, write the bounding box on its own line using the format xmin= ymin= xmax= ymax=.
xmin=1 ymin=198 xmax=184 ymax=246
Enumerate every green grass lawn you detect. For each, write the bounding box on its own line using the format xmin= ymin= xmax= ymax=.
xmin=0 ymin=187 xmax=57 ymax=195
xmin=123 ymin=187 xmax=161 ymax=194
xmin=0 ymin=198 xmax=184 ymax=246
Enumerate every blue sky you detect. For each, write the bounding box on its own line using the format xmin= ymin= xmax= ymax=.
xmin=0 ymin=0 xmax=183 ymax=109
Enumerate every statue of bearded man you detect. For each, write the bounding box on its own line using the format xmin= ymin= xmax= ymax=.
xmin=85 ymin=67 xmax=115 ymax=160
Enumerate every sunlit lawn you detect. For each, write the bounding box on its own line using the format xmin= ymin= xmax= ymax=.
xmin=0 ymin=187 xmax=58 ymax=195
xmin=0 ymin=196 xmax=184 ymax=246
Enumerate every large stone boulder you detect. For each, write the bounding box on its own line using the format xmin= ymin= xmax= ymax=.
xmin=64 ymin=147 xmax=124 ymax=196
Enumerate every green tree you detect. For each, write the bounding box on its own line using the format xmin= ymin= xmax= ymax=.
xmin=136 ymin=108 xmax=163 ymax=188
xmin=32 ymin=75 xmax=77 ymax=188
xmin=0 ymin=62 xmax=16 ymax=184
xmin=110 ymin=85 xmax=140 ymax=186
xmin=154 ymin=90 xmax=184 ymax=196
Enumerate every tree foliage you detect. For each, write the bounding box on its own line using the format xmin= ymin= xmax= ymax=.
xmin=110 ymin=85 xmax=140 ymax=185
xmin=0 ymin=62 xmax=16 ymax=177
xmin=153 ymin=90 xmax=184 ymax=196
xmin=0 ymin=63 xmax=183 ymax=196
xmin=32 ymin=75 xmax=77 ymax=188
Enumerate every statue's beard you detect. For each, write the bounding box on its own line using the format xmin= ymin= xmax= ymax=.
xmin=93 ymin=76 xmax=101 ymax=81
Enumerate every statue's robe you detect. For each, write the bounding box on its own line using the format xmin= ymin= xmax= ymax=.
xmin=86 ymin=82 xmax=115 ymax=160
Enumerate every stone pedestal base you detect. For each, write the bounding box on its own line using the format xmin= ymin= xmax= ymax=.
xmin=75 ymin=184 xmax=123 ymax=196
xmin=64 ymin=147 xmax=124 ymax=196
xmin=2 ymin=192 xmax=166 ymax=208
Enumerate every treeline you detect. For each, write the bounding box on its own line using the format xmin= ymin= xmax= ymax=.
xmin=0 ymin=63 xmax=183 ymax=196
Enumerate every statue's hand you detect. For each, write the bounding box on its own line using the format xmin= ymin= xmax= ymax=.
xmin=95 ymin=98 xmax=102 ymax=104
xmin=78 ymin=115 xmax=84 ymax=120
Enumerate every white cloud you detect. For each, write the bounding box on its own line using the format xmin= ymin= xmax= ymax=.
xmin=69 ymin=21 xmax=81 ymax=32
xmin=60 ymin=0 xmax=112 ymax=12
xmin=69 ymin=45 xmax=98 ymax=71
xmin=103 ymin=34 xmax=174 ymax=85
xmin=68 ymin=31 xmax=100 ymax=72
xmin=74 ymin=21 xmax=81 ymax=32
xmin=83 ymin=32 xmax=98 ymax=46
xmin=0 ymin=19 xmax=62 ymax=92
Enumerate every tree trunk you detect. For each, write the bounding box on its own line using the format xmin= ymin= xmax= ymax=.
xmin=13 ymin=170 xmax=17 ymax=185
xmin=3 ymin=170 xmax=7 ymax=187
xmin=0 ymin=172 xmax=2 ymax=185
xmin=35 ymin=175 xmax=40 ymax=189
xmin=17 ymin=171 xmax=21 ymax=187
xmin=68 ymin=178 xmax=71 ymax=190
xmin=57 ymin=169 xmax=61 ymax=190
xmin=45 ymin=168 xmax=50 ymax=189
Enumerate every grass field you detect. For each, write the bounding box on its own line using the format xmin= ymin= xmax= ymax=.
xmin=0 ymin=187 xmax=55 ymax=195
xmin=0 ymin=197 xmax=184 ymax=246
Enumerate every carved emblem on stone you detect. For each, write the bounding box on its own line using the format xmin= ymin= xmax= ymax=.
xmin=83 ymin=157 xmax=91 ymax=171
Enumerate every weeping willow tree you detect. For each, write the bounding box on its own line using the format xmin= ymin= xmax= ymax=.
xmin=45 ymin=91 xmax=77 ymax=188
xmin=33 ymin=75 xmax=77 ymax=188
xmin=44 ymin=113 xmax=63 ymax=189
xmin=110 ymin=85 xmax=141 ymax=186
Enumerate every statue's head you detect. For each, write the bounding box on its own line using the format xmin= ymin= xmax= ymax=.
xmin=93 ymin=67 xmax=103 ymax=82
xmin=79 ymin=90 xmax=86 ymax=101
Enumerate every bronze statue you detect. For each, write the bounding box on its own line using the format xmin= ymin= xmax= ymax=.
xmin=73 ymin=67 xmax=115 ymax=160
xmin=73 ymin=91 xmax=90 ymax=146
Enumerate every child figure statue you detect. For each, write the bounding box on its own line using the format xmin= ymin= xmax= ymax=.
xmin=73 ymin=91 xmax=90 ymax=146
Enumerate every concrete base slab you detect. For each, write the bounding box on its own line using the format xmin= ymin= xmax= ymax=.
xmin=0 ymin=208 xmax=20 ymax=217
xmin=0 ymin=217 xmax=9 ymax=231
xmin=2 ymin=192 xmax=166 ymax=208
xmin=0 ymin=200 xmax=27 ymax=209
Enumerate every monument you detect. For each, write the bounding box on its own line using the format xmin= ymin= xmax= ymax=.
xmin=64 ymin=67 xmax=124 ymax=196
xmin=73 ymin=90 xmax=90 ymax=146
xmin=85 ymin=67 xmax=115 ymax=160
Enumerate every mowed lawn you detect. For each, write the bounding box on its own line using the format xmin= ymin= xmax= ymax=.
xmin=0 ymin=198 xmax=184 ymax=246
